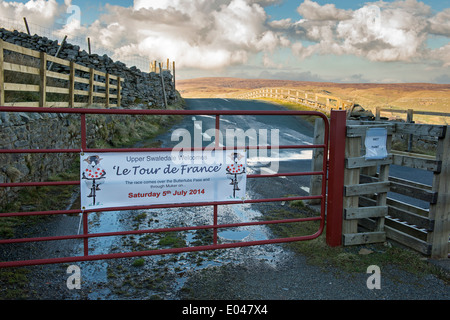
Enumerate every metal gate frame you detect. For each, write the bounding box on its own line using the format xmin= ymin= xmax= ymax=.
xmin=0 ymin=106 xmax=330 ymax=268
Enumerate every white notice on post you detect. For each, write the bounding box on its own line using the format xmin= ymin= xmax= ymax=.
xmin=365 ymin=127 xmax=388 ymax=160
xmin=80 ymin=150 xmax=247 ymax=210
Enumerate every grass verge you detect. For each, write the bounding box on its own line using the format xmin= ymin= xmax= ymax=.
xmin=259 ymin=97 xmax=329 ymax=126
xmin=263 ymin=201 xmax=449 ymax=283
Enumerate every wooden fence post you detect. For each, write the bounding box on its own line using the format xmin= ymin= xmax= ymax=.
xmin=88 ymin=68 xmax=94 ymax=106
xmin=374 ymin=135 xmax=392 ymax=232
xmin=87 ymin=38 xmax=91 ymax=55
xmin=173 ymin=61 xmax=176 ymax=92
xmin=117 ymin=77 xmax=121 ymax=107
xmin=406 ymin=109 xmax=414 ymax=151
xmin=0 ymin=40 xmax=4 ymax=106
xmin=159 ymin=63 xmax=168 ymax=108
xmin=429 ymin=126 xmax=450 ymax=259
xmin=39 ymin=51 xmax=47 ymax=108
xmin=23 ymin=17 xmax=31 ymax=35
xmin=69 ymin=61 xmax=75 ymax=108
xmin=309 ymin=118 xmax=325 ymax=205
xmin=342 ymin=134 xmax=361 ymax=238
xmin=105 ymin=73 xmax=110 ymax=108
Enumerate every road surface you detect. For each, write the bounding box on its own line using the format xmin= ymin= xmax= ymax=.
xmin=156 ymin=98 xmax=318 ymax=195
xmin=158 ymin=98 xmax=433 ymax=209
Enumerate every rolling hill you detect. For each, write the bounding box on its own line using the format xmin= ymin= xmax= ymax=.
xmin=176 ymin=77 xmax=450 ymax=124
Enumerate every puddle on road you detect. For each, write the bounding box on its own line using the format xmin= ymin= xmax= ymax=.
xmin=219 ymin=230 xmax=250 ymax=241
xmin=72 ymin=188 xmax=291 ymax=300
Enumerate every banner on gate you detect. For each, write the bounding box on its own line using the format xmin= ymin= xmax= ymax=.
xmin=80 ymin=150 xmax=247 ymax=210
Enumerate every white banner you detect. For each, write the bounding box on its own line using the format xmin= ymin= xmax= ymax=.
xmin=80 ymin=150 xmax=247 ymax=210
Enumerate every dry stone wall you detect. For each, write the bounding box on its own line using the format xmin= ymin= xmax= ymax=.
xmin=0 ymin=110 xmax=184 ymax=206
xmin=0 ymin=28 xmax=178 ymax=107
xmin=0 ymin=28 xmax=183 ymax=206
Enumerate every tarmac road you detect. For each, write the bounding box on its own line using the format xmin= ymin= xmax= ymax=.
xmin=165 ymin=98 xmax=434 ymax=208
xmin=157 ymin=98 xmax=318 ymax=196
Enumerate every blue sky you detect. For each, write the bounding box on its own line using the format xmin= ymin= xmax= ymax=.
xmin=64 ymin=0 xmax=450 ymax=25
xmin=1 ymin=0 xmax=449 ymax=83
xmin=45 ymin=0 xmax=450 ymax=23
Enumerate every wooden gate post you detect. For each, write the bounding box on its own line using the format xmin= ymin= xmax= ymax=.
xmin=326 ymin=110 xmax=347 ymax=247
xmin=429 ymin=126 xmax=450 ymax=259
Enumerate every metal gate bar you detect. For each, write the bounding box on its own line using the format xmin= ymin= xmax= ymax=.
xmin=0 ymin=106 xmax=329 ymax=268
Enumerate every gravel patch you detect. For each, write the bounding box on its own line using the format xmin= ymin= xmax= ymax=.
xmin=179 ymin=255 xmax=449 ymax=300
xmin=5 ymin=243 xmax=448 ymax=301
xmin=2 ymin=193 xmax=448 ymax=301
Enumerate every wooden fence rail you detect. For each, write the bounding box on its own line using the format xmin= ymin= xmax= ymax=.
xmin=310 ymin=117 xmax=449 ymax=257
xmin=240 ymin=88 xmax=450 ymax=124
xmin=0 ymin=39 xmax=122 ymax=108
xmin=311 ymin=119 xmax=449 ymax=258
xmin=238 ymin=87 xmax=353 ymax=114
xmin=376 ymin=107 xmax=450 ymax=122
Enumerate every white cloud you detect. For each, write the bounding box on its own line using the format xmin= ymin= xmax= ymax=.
xmin=0 ymin=0 xmax=62 ymax=27
xmin=428 ymin=9 xmax=450 ymax=36
xmin=133 ymin=0 xmax=172 ymax=10
xmin=291 ymin=0 xmax=449 ymax=67
xmin=336 ymin=4 xmax=429 ymax=62
xmin=297 ymin=0 xmax=352 ymax=21
xmin=429 ymin=43 xmax=450 ymax=67
xmin=0 ymin=0 xmax=449 ymax=80
xmin=72 ymin=0 xmax=290 ymax=70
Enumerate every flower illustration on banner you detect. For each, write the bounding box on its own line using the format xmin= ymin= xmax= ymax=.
xmin=226 ymin=152 xmax=246 ymax=198
xmin=82 ymin=155 xmax=106 ymax=206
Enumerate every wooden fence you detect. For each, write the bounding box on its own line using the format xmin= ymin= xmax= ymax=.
xmin=376 ymin=107 xmax=450 ymax=123
xmin=0 ymin=39 xmax=122 ymax=108
xmin=238 ymin=87 xmax=353 ymax=114
xmin=239 ymin=88 xmax=450 ymax=124
xmin=240 ymin=87 xmax=450 ymax=257
xmin=376 ymin=108 xmax=450 ymax=151
xmin=311 ymin=119 xmax=449 ymax=258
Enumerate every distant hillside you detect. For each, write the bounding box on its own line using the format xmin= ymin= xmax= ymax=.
xmin=177 ymin=77 xmax=450 ymax=123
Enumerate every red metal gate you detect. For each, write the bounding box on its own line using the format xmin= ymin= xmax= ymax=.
xmin=0 ymin=106 xmax=330 ymax=268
